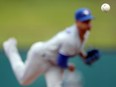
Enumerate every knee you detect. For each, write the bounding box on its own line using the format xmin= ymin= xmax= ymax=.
xmin=19 ymin=79 xmax=32 ymax=86
xmin=18 ymin=75 xmax=32 ymax=86
xmin=20 ymin=81 xmax=28 ymax=86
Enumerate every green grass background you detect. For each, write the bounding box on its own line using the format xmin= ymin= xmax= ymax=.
xmin=0 ymin=0 xmax=116 ymax=49
xmin=0 ymin=0 xmax=116 ymax=87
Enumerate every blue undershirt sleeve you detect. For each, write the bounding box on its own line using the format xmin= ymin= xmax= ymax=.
xmin=57 ymin=53 xmax=70 ymax=69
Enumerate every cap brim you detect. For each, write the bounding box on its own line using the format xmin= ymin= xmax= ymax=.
xmin=80 ymin=16 xmax=94 ymax=22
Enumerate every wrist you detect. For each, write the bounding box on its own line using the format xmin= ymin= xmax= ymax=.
xmin=79 ymin=51 xmax=87 ymax=59
xmin=68 ymin=63 xmax=75 ymax=72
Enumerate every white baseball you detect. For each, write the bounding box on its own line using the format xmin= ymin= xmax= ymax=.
xmin=101 ymin=3 xmax=110 ymax=12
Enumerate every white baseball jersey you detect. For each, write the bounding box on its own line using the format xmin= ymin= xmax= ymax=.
xmin=41 ymin=25 xmax=90 ymax=63
xmin=3 ymin=24 xmax=89 ymax=87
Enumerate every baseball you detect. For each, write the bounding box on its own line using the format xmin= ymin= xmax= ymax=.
xmin=101 ymin=3 xmax=110 ymax=12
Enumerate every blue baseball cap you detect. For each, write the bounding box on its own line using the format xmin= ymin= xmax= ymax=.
xmin=75 ymin=8 xmax=94 ymax=22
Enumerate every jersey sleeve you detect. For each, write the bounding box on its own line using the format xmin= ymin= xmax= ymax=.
xmin=80 ymin=31 xmax=90 ymax=52
xmin=59 ymin=40 xmax=75 ymax=56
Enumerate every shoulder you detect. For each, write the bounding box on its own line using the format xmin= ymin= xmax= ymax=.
xmin=60 ymin=25 xmax=76 ymax=38
xmin=50 ymin=25 xmax=76 ymax=41
xmin=64 ymin=25 xmax=76 ymax=34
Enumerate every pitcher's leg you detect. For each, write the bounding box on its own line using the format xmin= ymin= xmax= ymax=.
xmin=45 ymin=66 xmax=63 ymax=87
xmin=3 ymin=39 xmax=49 ymax=85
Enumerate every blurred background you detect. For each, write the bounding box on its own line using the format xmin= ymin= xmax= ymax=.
xmin=0 ymin=0 xmax=116 ymax=87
